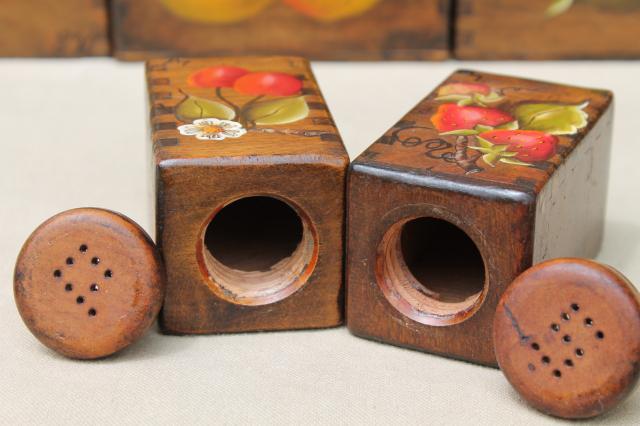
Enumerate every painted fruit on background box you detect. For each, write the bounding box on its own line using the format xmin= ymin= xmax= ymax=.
xmin=159 ymin=0 xmax=274 ymax=23
xmin=283 ymin=0 xmax=380 ymax=22
xmin=546 ymin=0 xmax=640 ymax=17
xmin=160 ymin=0 xmax=382 ymax=23
xmin=174 ymin=65 xmax=333 ymax=141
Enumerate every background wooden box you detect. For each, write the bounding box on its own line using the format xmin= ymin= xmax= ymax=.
xmin=147 ymin=57 xmax=348 ymax=334
xmin=456 ymin=0 xmax=640 ymax=59
xmin=0 ymin=0 xmax=110 ymax=57
xmin=346 ymin=70 xmax=613 ymax=366
xmin=113 ymin=0 xmax=450 ymax=61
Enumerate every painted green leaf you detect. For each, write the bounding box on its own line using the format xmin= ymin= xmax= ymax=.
xmin=475 ymin=136 xmax=495 ymax=149
xmin=515 ymin=102 xmax=589 ymax=135
xmin=475 ymin=124 xmax=494 ymax=133
xmin=176 ymin=94 xmax=235 ymax=122
xmin=482 ymin=153 xmax=500 ymax=167
xmin=435 ymin=94 xmax=470 ymax=103
xmin=440 ymin=129 xmax=479 ymax=136
xmin=496 ymin=120 xmax=519 ymax=131
xmin=470 ymin=140 xmax=514 ymax=155
xmin=244 ymin=96 xmax=309 ymax=125
xmin=475 ymin=92 xmax=503 ymax=105
xmin=435 ymin=92 xmax=503 ymax=107
xmin=546 ymin=0 xmax=574 ymax=17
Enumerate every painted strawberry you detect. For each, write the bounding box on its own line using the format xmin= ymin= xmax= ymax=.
xmin=431 ymin=104 xmax=514 ymax=134
xmin=188 ymin=66 xmax=249 ymax=88
xmin=438 ymin=83 xmax=491 ymax=97
xmin=233 ymin=72 xmax=303 ymax=97
xmin=479 ymin=130 xmax=558 ymax=162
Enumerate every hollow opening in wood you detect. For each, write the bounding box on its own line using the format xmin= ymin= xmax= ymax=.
xmin=376 ymin=217 xmax=486 ymax=326
xmin=200 ymin=196 xmax=318 ymax=306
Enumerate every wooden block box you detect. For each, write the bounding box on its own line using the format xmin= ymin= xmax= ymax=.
xmin=0 ymin=0 xmax=110 ymax=57
xmin=456 ymin=0 xmax=640 ymax=59
xmin=147 ymin=57 xmax=348 ymax=334
xmin=113 ymin=0 xmax=450 ymax=61
xmin=347 ymin=70 xmax=613 ymax=366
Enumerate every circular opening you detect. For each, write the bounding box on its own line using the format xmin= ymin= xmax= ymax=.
xmin=91 ymin=257 xmax=100 ymax=265
xmin=542 ymin=356 xmax=551 ymax=364
xmin=79 ymin=244 xmax=88 ymax=253
xmin=376 ymin=216 xmax=486 ymax=326
xmin=198 ymin=196 xmax=318 ymax=306
xmin=104 ymin=269 xmax=112 ymax=279
xmin=551 ymin=323 xmax=560 ymax=332
xmin=90 ymin=283 xmax=99 ymax=292
xmin=66 ymin=257 xmax=74 ymax=265
xmin=88 ymin=308 xmax=97 ymax=317
xmin=76 ymin=296 xmax=85 ymax=304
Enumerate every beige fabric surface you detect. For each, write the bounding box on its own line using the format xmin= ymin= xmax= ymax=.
xmin=1 ymin=59 xmax=639 ymax=425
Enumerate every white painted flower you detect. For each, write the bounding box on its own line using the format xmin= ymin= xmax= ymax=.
xmin=178 ymin=118 xmax=247 ymax=141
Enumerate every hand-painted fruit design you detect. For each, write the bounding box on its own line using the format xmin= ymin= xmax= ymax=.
xmin=480 ymin=130 xmax=558 ymax=162
xmin=426 ymin=80 xmax=590 ymax=173
xmin=233 ymin=72 xmax=303 ymax=96
xmin=436 ymin=83 xmax=503 ymax=106
xmin=546 ymin=0 xmax=638 ymax=18
xmin=283 ymin=0 xmax=380 ymax=22
xmin=471 ymin=130 xmax=559 ymax=167
xmin=160 ymin=0 xmax=273 ymax=24
xmin=177 ymin=66 xmax=310 ymax=141
xmin=431 ymin=104 xmax=514 ymax=133
xmin=188 ymin=66 xmax=249 ymax=88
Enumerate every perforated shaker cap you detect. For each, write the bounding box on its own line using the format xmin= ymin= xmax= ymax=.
xmin=14 ymin=208 xmax=165 ymax=359
xmin=494 ymin=258 xmax=640 ymax=419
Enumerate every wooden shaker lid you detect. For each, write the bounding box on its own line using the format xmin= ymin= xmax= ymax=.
xmin=494 ymin=258 xmax=640 ymax=419
xmin=14 ymin=208 xmax=165 ymax=359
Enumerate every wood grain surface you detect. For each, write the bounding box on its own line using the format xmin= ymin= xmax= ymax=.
xmin=494 ymin=258 xmax=640 ymax=419
xmin=0 ymin=0 xmax=110 ymax=57
xmin=14 ymin=208 xmax=165 ymax=359
xmin=147 ymin=56 xmax=349 ymax=334
xmin=347 ymin=70 xmax=613 ymax=366
xmin=456 ymin=0 xmax=640 ymax=59
xmin=113 ymin=0 xmax=450 ymax=61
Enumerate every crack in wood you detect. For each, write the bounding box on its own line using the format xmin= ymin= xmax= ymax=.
xmin=504 ymin=304 xmax=532 ymax=344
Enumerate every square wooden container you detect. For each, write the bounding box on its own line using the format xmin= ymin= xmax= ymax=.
xmin=346 ymin=70 xmax=613 ymax=366
xmin=147 ymin=57 xmax=349 ymax=334
xmin=0 ymin=0 xmax=110 ymax=57
xmin=112 ymin=0 xmax=450 ymax=61
xmin=456 ymin=0 xmax=640 ymax=59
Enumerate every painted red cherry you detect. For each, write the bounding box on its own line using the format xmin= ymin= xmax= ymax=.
xmin=188 ymin=66 xmax=249 ymax=88
xmin=431 ymin=104 xmax=514 ymax=133
xmin=233 ymin=72 xmax=303 ymax=96
xmin=480 ymin=130 xmax=559 ymax=162
xmin=438 ymin=82 xmax=491 ymax=96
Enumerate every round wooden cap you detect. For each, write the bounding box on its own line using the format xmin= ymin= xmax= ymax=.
xmin=14 ymin=208 xmax=165 ymax=359
xmin=494 ymin=258 xmax=640 ymax=419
